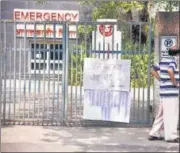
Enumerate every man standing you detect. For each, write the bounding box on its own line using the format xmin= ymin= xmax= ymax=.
xmin=148 ymin=46 xmax=179 ymax=143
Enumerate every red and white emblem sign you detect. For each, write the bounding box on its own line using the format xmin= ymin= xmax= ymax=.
xmin=99 ymin=24 xmax=113 ymax=37
xmin=92 ymin=19 xmax=122 ymax=54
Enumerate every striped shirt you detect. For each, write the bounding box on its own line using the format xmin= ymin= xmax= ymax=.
xmin=153 ymin=56 xmax=179 ymax=98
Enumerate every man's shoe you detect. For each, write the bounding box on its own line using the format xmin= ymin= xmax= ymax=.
xmin=166 ymin=138 xmax=179 ymax=143
xmin=148 ymin=136 xmax=164 ymax=141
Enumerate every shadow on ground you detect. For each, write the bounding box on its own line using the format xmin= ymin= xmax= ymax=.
xmin=1 ymin=125 xmax=179 ymax=152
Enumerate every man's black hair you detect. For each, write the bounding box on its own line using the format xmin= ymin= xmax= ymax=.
xmin=168 ymin=48 xmax=180 ymax=56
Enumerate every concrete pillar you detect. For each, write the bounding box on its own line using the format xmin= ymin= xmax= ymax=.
xmin=153 ymin=12 xmax=179 ymax=117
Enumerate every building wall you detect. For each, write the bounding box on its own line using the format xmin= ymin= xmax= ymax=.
xmin=1 ymin=0 xmax=91 ymax=44
xmin=1 ymin=0 xmax=91 ymax=46
xmin=1 ymin=1 xmax=91 ymax=21
xmin=1 ymin=1 xmax=90 ymax=75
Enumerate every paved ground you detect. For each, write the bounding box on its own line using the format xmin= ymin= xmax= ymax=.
xmin=1 ymin=125 xmax=179 ymax=152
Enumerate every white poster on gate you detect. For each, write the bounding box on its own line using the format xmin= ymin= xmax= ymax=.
xmin=83 ymin=58 xmax=132 ymax=123
xmin=83 ymin=58 xmax=131 ymax=91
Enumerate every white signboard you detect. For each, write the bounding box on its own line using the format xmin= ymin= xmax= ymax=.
xmin=160 ymin=36 xmax=177 ymax=57
xmin=14 ymin=9 xmax=79 ymax=39
xmin=83 ymin=58 xmax=131 ymax=123
xmin=92 ymin=19 xmax=122 ymax=59
xmin=83 ymin=58 xmax=131 ymax=91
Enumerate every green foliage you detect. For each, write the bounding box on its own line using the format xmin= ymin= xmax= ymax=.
xmin=68 ymin=41 xmax=89 ymax=86
xmin=69 ymin=38 xmax=154 ymax=88
xmin=80 ymin=0 xmax=144 ymax=21
xmin=121 ymin=40 xmax=154 ymax=88
xmin=69 ymin=24 xmax=154 ymax=88
xmin=154 ymin=0 xmax=179 ymax=12
xmin=68 ymin=25 xmax=95 ymax=86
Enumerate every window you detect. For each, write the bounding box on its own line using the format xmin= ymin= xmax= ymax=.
xmin=30 ymin=43 xmax=63 ymax=74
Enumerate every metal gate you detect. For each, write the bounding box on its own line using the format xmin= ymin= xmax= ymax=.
xmin=0 ymin=20 xmax=154 ymax=126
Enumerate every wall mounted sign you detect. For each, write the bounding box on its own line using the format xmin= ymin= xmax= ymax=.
xmin=160 ymin=36 xmax=177 ymax=57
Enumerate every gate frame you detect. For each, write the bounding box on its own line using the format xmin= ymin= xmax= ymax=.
xmin=0 ymin=20 xmax=153 ymax=126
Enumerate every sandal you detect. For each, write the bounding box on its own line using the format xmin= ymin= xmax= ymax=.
xmin=148 ymin=136 xmax=164 ymax=141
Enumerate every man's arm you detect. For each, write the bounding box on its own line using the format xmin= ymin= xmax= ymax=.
xmin=151 ymin=70 xmax=160 ymax=81
xmin=151 ymin=64 xmax=160 ymax=81
xmin=168 ymin=61 xmax=179 ymax=86
xmin=168 ymin=68 xmax=178 ymax=86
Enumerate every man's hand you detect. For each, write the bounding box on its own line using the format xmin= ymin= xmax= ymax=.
xmin=151 ymin=70 xmax=160 ymax=81
xmin=168 ymin=68 xmax=178 ymax=86
xmin=173 ymin=82 xmax=179 ymax=87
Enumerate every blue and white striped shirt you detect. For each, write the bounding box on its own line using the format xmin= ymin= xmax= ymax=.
xmin=153 ymin=56 xmax=179 ymax=98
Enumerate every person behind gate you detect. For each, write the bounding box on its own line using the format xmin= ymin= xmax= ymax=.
xmin=148 ymin=45 xmax=179 ymax=143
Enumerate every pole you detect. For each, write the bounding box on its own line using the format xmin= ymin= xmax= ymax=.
xmin=0 ymin=0 xmax=2 ymax=152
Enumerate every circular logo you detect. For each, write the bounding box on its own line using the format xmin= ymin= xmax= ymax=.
xmin=164 ymin=39 xmax=173 ymax=48
xmin=99 ymin=24 xmax=113 ymax=37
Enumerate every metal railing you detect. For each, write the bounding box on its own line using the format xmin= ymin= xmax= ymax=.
xmin=0 ymin=20 xmax=154 ymax=126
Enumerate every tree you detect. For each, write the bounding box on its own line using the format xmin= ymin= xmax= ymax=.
xmin=153 ymin=0 xmax=179 ymax=12
xmin=81 ymin=1 xmax=150 ymax=44
xmin=80 ymin=0 xmax=144 ymax=21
